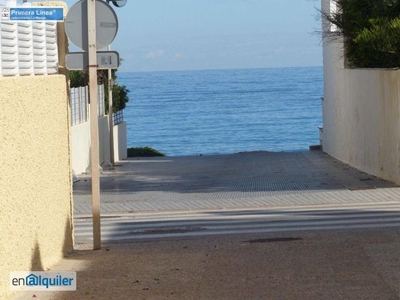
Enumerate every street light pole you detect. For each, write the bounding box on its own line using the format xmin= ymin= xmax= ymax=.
xmin=87 ymin=0 xmax=101 ymax=250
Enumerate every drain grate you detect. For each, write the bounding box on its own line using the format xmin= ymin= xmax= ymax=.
xmin=349 ymin=186 xmax=376 ymax=191
xmin=245 ymin=237 xmax=303 ymax=244
xmin=144 ymin=226 xmax=205 ymax=234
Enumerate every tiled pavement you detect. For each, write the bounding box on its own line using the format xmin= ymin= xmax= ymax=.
xmin=17 ymin=151 xmax=400 ymax=299
xmin=73 ymin=151 xmax=400 ymax=215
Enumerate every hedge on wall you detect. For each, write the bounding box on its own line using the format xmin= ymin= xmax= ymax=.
xmin=324 ymin=0 xmax=400 ymax=68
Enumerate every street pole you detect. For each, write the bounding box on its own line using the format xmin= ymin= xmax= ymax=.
xmin=108 ymin=45 xmax=115 ymax=165
xmin=88 ymin=0 xmax=101 ymax=250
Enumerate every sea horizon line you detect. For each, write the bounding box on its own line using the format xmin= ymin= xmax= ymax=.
xmin=118 ymin=65 xmax=323 ymax=74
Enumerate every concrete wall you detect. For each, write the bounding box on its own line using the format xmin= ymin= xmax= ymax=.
xmin=71 ymin=120 xmax=91 ymax=174
xmin=114 ymin=122 xmax=128 ymax=162
xmin=71 ymin=117 xmax=127 ymax=174
xmin=71 ymin=116 xmax=109 ymax=174
xmin=99 ymin=116 xmax=111 ymax=167
xmin=0 ymin=75 xmax=73 ymax=299
xmin=321 ymin=0 xmax=400 ymax=183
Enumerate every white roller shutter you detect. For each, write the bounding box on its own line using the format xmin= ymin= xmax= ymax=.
xmin=32 ymin=22 xmax=46 ymax=75
xmin=17 ymin=22 xmax=34 ymax=75
xmin=0 ymin=5 xmax=60 ymax=77
xmin=45 ymin=22 xmax=58 ymax=74
xmin=1 ymin=22 xmax=19 ymax=76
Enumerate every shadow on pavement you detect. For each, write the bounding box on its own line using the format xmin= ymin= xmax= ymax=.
xmin=73 ymin=151 xmax=398 ymax=196
xmin=32 ymin=227 xmax=400 ymax=300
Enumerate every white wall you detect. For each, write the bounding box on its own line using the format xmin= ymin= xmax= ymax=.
xmin=99 ymin=116 xmax=111 ymax=167
xmin=321 ymin=0 xmax=400 ymax=183
xmin=71 ymin=121 xmax=90 ymax=174
xmin=71 ymin=116 xmax=127 ymax=174
xmin=114 ymin=121 xmax=128 ymax=161
xmin=71 ymin=116 xmax=109 ymax=174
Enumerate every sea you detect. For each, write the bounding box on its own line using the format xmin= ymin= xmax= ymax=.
xmin=117 ymin=66 xmax=323 ymax=157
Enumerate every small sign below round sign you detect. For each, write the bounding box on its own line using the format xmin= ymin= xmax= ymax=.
xmin=65 ymin=0 xmax=118 ymax=51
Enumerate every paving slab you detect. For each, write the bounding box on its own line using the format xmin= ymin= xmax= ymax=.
xmin=13 ymin=229 xmax=400 ymax=300
xmin=12 ymin=151 xmax=400 ymax=300
xmin=72 ymin=151 xmax=399 ymax=215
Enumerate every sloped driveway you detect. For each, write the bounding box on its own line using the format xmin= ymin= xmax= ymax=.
xmin=73 ymin=151 xmax=399 ymax=214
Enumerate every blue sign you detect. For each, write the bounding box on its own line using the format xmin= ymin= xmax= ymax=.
xmin=7 ymin=7 xmax=64 ymax=21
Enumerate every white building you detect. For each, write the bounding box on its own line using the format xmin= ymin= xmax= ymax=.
xmin=321 ymin=0 xmax=400 ymax=184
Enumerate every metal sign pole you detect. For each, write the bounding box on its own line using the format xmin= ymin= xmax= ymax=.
xmin=88 ymin=0 xmax=101 ymax=250
xmin=108 ymin=45 xmax=115 ymax=165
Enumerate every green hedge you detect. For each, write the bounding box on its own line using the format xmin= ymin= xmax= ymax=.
xmin=324 ymin=0 xmax=400 ymax=68
xmin=127 ymin=147 xmax=166 ymax=157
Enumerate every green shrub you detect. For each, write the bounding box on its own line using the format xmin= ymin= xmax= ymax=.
xmin=127 ymin=147 xmax=166 ymax=157
xmin=69 ymin=65 xmax=129 ymax=114
xmin=323 ymin=0 xmax=400 ymax=68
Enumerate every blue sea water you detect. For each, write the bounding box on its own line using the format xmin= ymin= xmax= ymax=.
xmin=118 ymin=67 xmax=323 ymax=157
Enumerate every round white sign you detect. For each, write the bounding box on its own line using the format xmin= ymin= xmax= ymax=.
xmin=65 ymin=0 xmax=119 ymax=51
xmin=111 ymin=0 xmax=127 ymax=8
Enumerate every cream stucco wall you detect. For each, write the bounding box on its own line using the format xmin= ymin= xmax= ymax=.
xmin=321 ymin=0 xmax=400 ymax=183
xmin=0 ymin=75 xmax=73 ymax=299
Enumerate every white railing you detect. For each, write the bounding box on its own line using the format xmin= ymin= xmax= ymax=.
xmin=97 ymin=84 xmax=105 ymax=117
xmin=70 ymin=85 xmax=105 ymax=126
xmin=113 ymin=110 xmax=123 ymax=125
xmin=0 ymin=12 xmax=58 ymax=76
xmin=70 ymin=86 xmax=89 ymax=126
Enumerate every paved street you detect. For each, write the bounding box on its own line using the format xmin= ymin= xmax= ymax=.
xmin=15 ymin=151 xmax=400 ymax=300
xmin=75 ymin=202 xmax=400 ymax=244
xmin=73 ymin=151 xmax=400 ymax=244
xmin=17 ymin=229 xmax=400 ymax=300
